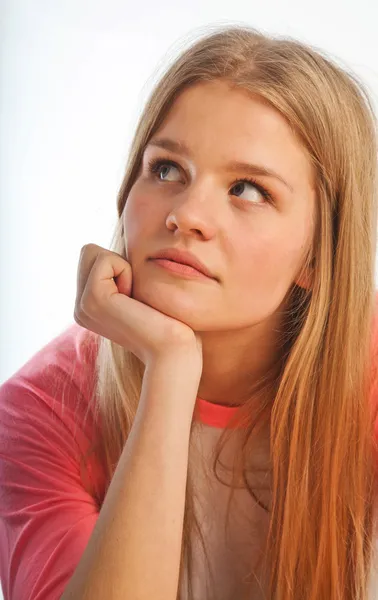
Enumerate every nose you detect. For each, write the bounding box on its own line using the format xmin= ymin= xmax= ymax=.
xmin=165 ymin=187 xmax=218 ymax=240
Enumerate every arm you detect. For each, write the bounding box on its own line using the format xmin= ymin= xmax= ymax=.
xmin=60 ymin=353 xmax=200 ymax=600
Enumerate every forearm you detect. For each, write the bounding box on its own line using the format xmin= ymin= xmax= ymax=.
xmin=61 ymin=355 xmax=200 ymax=600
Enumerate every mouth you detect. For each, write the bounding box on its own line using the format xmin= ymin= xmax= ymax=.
xmin=149 ymin=247 xmax=217 ymax=281
xmin=150 ymin=257 xmax=214 ymax=281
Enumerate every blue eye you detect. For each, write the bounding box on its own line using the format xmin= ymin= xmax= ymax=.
xmin=147 ymin=156 xmax=275 ymax=206
xmin=229 ymin=178 xmax=274 ymax=205
xmin=148 ymin=158 xmax=180 ymax=182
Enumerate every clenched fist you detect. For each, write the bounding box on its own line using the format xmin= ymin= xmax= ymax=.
xmin=74 ymin=244 xmax=203 ymax=369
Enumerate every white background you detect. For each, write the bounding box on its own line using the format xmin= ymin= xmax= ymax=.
xmin=1 ymin=1 xmax=378 ymax=598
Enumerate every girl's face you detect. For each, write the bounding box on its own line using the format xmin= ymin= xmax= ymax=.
xmin=123 ymin=80 xmax=316 ymax=332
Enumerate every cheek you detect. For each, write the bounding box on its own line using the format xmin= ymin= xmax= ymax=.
xmin=123 ymin=190 xmax=160 ymax=248
xmin=231 ymin=229 xmax=302 ymax=292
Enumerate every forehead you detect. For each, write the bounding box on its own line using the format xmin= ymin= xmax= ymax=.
xmin=152 ymin=80 xmax=315 ymax=192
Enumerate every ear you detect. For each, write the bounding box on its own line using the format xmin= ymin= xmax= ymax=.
xmin=294 ymin=258 xmax=315 ymax=291
xmin=295 ymin=272 xmax=313 ymax=290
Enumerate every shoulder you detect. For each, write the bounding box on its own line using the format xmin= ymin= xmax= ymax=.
xmin=0 ymin=324 xmax=104 ymax=600
xmin=0 ymin=323 xmax=100 ymax=459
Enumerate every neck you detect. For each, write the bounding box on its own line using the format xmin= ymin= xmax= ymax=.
xmin=196 ymin=314 xmax=283 ymax=407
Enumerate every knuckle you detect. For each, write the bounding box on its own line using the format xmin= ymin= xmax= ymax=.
xmin=80 ymin=243 xmax=98 ymax=256
xmin=79 ymin=294 xmax=97 ymax=317
xmin=73 ymin=306 xmax=85 ymax=325
xmin=98 ymin=249 xmax=110 ymax=262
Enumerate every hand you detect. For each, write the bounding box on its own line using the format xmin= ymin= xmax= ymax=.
xmin=73 ymin=244 xmax=203 ymax=369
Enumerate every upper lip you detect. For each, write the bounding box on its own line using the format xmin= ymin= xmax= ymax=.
xmin=150 ymin=247 xmax=216 ymax=279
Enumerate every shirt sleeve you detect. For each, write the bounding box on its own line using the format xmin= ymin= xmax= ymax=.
xmin=0 ymin=376 xmax=100 ymax=600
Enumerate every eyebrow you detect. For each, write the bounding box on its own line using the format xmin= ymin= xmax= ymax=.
xmin=146 ymin=136 xmax=294 ymax=193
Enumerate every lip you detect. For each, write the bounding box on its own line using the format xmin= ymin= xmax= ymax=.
xmin=149 ymin=247 xmax=217 ymax=280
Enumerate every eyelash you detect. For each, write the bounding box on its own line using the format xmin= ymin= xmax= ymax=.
xmin=146 ymin=157 xmax=275 ymax=206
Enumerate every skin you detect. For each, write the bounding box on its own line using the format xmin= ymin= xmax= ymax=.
xmin=123 ymin=79 xmax=316 ymax=407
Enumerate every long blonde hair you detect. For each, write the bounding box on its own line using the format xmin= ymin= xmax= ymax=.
xmin=73 ymin=24 xmax=378 ymax=599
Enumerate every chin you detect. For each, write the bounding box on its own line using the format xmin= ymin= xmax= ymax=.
xmin=132 ymin=278 xmax=209 ymax=330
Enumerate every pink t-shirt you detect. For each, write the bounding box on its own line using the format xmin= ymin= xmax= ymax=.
xmin=0 ymin=323 xmax=242 ymax=600
xmin=1 ymin=318 xmax=378 ymax=600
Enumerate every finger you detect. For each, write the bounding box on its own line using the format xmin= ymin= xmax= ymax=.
xmin=75 ymin=244 xmax=101 ymax=310
xmin=80 ymin=249 xmax=132 ymax=313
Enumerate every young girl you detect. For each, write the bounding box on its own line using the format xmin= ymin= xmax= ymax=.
xmin=1 ymin=24 xmax=378 ymax=600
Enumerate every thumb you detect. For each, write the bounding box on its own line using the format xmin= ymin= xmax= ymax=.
xmin=113 ymin=265 xmax=132 ymax=297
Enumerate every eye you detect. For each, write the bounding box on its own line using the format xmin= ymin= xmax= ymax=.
xmin=147 ymin=158 xmax=181 ymax=182
xmin=147 ymin=157 xmax=275 ymax=206
xmin=229 ymin=178 xmax=274 ymax=206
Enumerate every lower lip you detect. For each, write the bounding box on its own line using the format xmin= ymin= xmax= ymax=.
xmin=150 ymin=258 xmax=213 ymax=280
